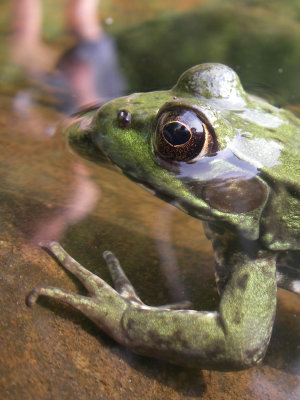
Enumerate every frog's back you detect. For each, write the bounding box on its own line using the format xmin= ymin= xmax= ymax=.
xmin=258 ymin=108 xmax=300 ymax=251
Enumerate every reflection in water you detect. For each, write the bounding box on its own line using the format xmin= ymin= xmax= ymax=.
xmin=12 ymin=89 xmax=58 ymax=138
xmin=9 ymin=0 xmax=122 ymax=241
xmin=153 ymin=203 xmax=187 ymax=303
xmin=10 ymin=0 xmax=126 ymax=115
xmin=32 ymin=162 xmax=99 ymax=243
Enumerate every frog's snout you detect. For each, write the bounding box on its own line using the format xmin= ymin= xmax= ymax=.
xmin=61 ymin=114 xmax=109 ymax=165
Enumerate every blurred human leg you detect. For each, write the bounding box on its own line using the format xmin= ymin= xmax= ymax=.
xmin=57 ymin=0 xmax=126 ymax=112
xmin=65 ymin=0 xmax=103 ymax=41
xmin=10 ymin=0 xmax=54 ymax=72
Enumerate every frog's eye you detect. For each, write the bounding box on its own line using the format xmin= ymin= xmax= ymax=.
xmin=154 ymin=108 xmax=217 ymax=162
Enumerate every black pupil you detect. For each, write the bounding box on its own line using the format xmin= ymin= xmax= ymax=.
xmin=163 ymin=122 xmax=191 ymax=146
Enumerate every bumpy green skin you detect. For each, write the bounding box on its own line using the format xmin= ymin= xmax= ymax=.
xmin=28 ymin=64 xmax=300 ymax=370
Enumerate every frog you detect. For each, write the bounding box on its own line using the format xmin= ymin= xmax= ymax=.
xmin=27 ymin=63 xmax=300 ymax=371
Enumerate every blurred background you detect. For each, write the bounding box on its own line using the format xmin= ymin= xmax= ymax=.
xmin=2 ymin=0 xmax=300 ymax=113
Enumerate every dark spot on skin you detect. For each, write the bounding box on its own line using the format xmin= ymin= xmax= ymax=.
xmin=174 ymin=330 xmax=191 ymax=349
xmin=286 ymin=184 xmax=300 ymax=200
xmin=147 ymin=328 xmax=192 ymax=351
xmin=245 ymin=347 xmax=263 ymax=362
xmin=233 ymin=312 xmax=241 ymax=325
xmin=237 ymin=273 xmax=249 ymax=290
xmin=126 ymin=318 xmax=135 ymax=331
xmin=203 ymin=342 xmax=223 ymax=360
xmin=147 ymin=330 xmax=172 ymax=348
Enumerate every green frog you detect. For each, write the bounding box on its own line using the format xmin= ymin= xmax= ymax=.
xmin=27 ymin=63 xmax=300 ymax=370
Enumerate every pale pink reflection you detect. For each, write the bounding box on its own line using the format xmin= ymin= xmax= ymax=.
xmin=152 ymin=203 xmax=187 ymax=302
xmin=9 ymin=0 xmax=126 ymax=115
xmin=32 ymin=162 xmax=99 ymax=243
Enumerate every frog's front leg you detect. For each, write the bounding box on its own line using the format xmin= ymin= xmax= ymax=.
xmin=27 ymin=242 xmax=277 ymax=370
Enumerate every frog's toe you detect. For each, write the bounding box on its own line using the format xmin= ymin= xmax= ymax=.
xmin=39 ymin=241 xmax=113 ymax=298
xmin=103 ymin=250 xmax=144 ymax=305
xmin=103 ymin=251 xmax=192 ymax=310
xmin=26 ymin=285 xmax=96 ymax=312
xmin=26 ymin=286 xmax=41 ymax=307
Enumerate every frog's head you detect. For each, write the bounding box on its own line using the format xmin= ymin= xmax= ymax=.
xmin=66 ymin=63 xmax=290 ymax=240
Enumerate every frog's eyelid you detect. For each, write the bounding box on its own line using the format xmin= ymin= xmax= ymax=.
xmin=156 ymin=102 xmax=211 ymax=127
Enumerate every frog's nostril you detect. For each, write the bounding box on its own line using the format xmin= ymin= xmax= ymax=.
xmin=117 ymin=109 xmax=131 ymax=128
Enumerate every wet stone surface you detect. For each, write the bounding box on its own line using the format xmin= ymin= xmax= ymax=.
xmin=0 ymin=96 xmax=299 ymax=399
